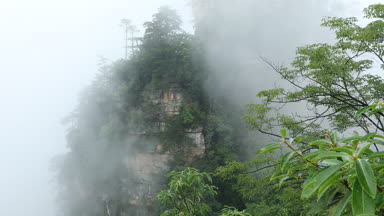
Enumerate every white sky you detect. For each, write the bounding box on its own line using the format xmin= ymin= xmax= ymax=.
xmin=0 ymin=0 xmax=381 ymax=215
xmin=0 ymin=1 xmax=192 ymax=215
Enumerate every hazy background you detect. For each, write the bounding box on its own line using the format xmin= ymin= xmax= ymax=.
xmin=0 ymin=1 xmax=192 ymax=215
xmin=0 ymin=0 xmax=379 ymax=215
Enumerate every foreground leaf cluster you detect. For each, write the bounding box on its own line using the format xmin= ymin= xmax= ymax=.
xmin=243 ymin=4 xmax=384 ymax=216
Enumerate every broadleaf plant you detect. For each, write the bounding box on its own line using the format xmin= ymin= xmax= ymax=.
xmin=260 ymin=127 xmax=384 ymax=215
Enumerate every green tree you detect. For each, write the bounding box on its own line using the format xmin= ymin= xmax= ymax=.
xmin=244 ymin=4 xmax=384 ymax=141
xmin=214 ymin=156 xmax=310 ymax=215
xmin=156 ymin=168 xmax=217 ymax=216
xmin=143 ymin=6 xmax=182 ymax=41
xmin=243 ymin=4 xmax=384 ymax=215
xmin=138 ymin=6 xmax=204 ymax=91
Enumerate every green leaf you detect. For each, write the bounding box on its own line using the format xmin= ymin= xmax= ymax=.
xmin=329 ymin=146 xmax=354 ymax=155
xmin=355 ymin=159 xmax=377 ymax=199
xmin=355 ymin=143 xmax=373 ymax=158
xmin=280 ymin=152 xmax=295 ymax=172
xmin=364 ymin=148 xmax=374 ymax=157
xmin=313 ymin=152 xmax=351 ymax=162
xmin=372 ymin=100 xmax=379 ymax=110
xmin=309 ymin=139 xmax=333 ymax=146
xmin=321 ymin=159 xmax=343 ymax=166
xmin=354 ymin=106 xmax=372 ymax=118
xmin=340 ymin=136 xmax=363 ymax=143
xmin=280 ymin=128 xmax=287 ymax=139
xmin=368 ymin=151 xmax=384 ymax=159
xmin=375 ymin=192 xmax=384 ymax=211
xmin=293 ymin=136 xmax=302 ymax=143
xmin=372 ymin=134 xmax=384 ymax=139
xmin=260 ymin=143 xmax=281 ymax=154
xmin=303 ymin=150 xmax=325 ymax=160
xmin=301 ymin=164 xmax=343 ymax=199
xmin=362 ymin=133 xmax=376 ymax=141
xmin=309 ymin=139 xmax=333 ymax=150
xmin=373 ymin=164 xmax=384 ymax=170
xmin=317 ymin=169 xmax=344 ymax=200
xmin=352 ymin=180 xmax=375 ymax=216
xmin=369 ymin=139 xmax=384 ymax=146
xmin=370 ymin=107 xmax=384 ymax=117
xmin=331 ymin=192 xmax=351 ymax=216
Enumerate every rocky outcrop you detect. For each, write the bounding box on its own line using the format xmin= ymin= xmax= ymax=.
xmin=141 ymin=85 xmax=205 ymax=157
xmin=185 ymin=126 xmax=205 ymax=161
xmin=161 ymin=88 xmax=184 ymax=115
xmin=122 ymin=85 xmax=206 ymax=215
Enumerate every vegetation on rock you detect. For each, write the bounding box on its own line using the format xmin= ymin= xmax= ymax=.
xmin=57 ymin=3 xmax=384 ymax=216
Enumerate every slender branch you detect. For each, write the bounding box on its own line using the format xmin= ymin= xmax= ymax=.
xmin=260 ymin=57 xmax=304 ymax=90
xmin=258 ymin=129 xmax=283 ymax=139
xmin=282 ymin=139 xmax=320 ymax=168
xmin=242 ymin=164 xmax=277 ymax=174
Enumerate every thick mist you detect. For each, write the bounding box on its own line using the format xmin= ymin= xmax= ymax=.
xmin=0 ymin=1 xmax=192 ymax=216
xmin=195 ymin=0 xmax=380 ymax=144
xmin=0 ymin=0 xmax=379 ymax=215
xmin=198 ymin=0 xmax=331 ymax=105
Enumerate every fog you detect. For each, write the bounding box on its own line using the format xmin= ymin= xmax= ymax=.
xmin=0 ymin=1 xmax=192 ymax=215
xmin=0 ymin=0 xmax=379 ymax=215
xmin=199 ymin=0 xmax=381 ymax=106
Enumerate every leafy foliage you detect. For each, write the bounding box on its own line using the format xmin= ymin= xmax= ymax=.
xmin=259 ymin=126 xmax=384 ymax=215
xmin=244 ymin=4 xmax=384 ymax=139
xmin=242 ymin=4 xmax=384 ymax=216
xmin=220 ymin=206 xmax=250 ymax=216
xmin=156 ymin=168 xmax=217 ymax=216
xmin=214 ymin=155 xmax=310 ymax=215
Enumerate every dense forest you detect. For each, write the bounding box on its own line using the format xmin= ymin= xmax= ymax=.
xmin=56 ymin=2 xmax=384 ymax=216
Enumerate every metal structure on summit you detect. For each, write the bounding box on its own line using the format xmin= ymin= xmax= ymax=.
xmin=121 ymin=19 xmax=142 ymax=59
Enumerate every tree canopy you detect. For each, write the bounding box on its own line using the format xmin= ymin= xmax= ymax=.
xmin=242 ymin=4 xmax=384 ymax=216
xmin=244 ymin=4 xmax=384 ymax=138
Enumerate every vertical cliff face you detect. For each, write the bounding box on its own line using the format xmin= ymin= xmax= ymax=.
xmin=136 ymin=85 xmax=206 ymax=159
xmin=161 ymin=87 xmax=184 ymax=115
xmin=141 ymin=85 xmax=206 ymax=155
xmin=186 ymin=126 xmax=205 ymax=159
xmin=157 ymin=87 xmax=206 ymax=159
xmin=118 ymin=84 xmax=206 ymax=215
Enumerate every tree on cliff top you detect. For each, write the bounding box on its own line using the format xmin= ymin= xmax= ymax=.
xmin=143 ymin=6 xmax=182 ymax=41
xmin=56 ymin=7 xmax=207 ymax=216
xmin=136 ymin=6 xmax=205 ymax=91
